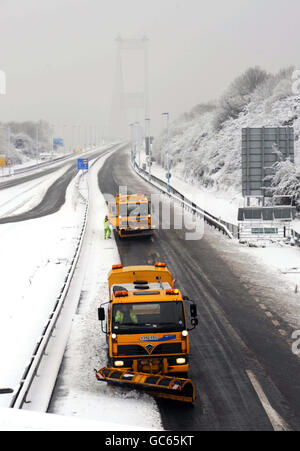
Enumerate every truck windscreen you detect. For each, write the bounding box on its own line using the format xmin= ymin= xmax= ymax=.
xmin=120 ymin=203 xmax=149 ymax=217
xmin=112 ymin=301 xmax=185 ymax=334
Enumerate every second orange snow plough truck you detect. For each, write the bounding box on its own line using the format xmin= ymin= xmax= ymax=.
xmin=95 ymin=263 xmax=198 ymax=403
xmin=108 ymin=193 xmax=153 ymax=238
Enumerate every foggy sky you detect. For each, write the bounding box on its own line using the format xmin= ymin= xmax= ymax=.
xmin=0 ymin=0 xmax=299 ymax=136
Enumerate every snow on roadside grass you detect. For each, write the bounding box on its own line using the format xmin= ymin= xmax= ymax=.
xmin=240 ymin=243 xmax=300 ymax=295
xmin=140 ymin=149 xmax=240 ymax=225
xmin=0 ymin=171 xmax=86 ymax=408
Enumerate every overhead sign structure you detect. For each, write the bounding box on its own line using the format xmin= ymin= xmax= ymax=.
xmin=242 ymin=127 xmax=294 ymax=198
xmin=0 ymin=155 xmax=6 ymax=167
xmin=77 ymin=158 xmax=89 ymax=170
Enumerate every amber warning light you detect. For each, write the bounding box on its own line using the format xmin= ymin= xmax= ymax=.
xmin=115 ymin=291 xmax=128 ymax=297
xmin=166 ymin=289 xmax=180 ymax=295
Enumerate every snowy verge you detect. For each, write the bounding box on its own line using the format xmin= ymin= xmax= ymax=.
xmin=134 ymin=152 xmax=235 ymax=239
xmin=0 ymin=169 xmax=88 ymax=408
xmin=142 ymin=152 xmax=240 ymax=226
xmin=0 ymin=406 xmax=151 ymax=431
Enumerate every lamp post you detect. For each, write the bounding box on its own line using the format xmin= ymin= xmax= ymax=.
xmin=0 ymin=126 xmax=11 ymax=174
xmin=62 ymin=124 xmax=67 ymax=155
xmin=135 ymin=122 xmax=141 ymax=168
xmin=36 ymin=125 xmax=39 ymax=164
xmin=129 ymin=123 xmax=134 ymax=165
xmin=145 ymin=117 xmax=151 ymax=180
xmin=51 ymin=124 xmax=54 ymax=160
xmin=77 ymin=125 xmax=81 ymax=151
xmin=162 ymin=112 xmax=170 ymax=192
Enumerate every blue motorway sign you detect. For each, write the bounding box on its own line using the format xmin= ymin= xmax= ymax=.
xmin=77 ymin=158 xmax=89 ymax=170
xmin=53 ymin=137 xmax=64 ymax=147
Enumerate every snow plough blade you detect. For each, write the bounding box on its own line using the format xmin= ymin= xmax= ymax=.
xmin=95 ymin=367 xmax=196 ymax=403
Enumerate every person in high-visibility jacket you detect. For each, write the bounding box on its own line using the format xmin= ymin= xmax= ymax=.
xmin=115 ymin=305 xmax=138 ymax=324
xmin=104 ymin=215 xmax=111 ymax=239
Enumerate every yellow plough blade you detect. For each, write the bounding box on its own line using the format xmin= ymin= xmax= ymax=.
xmin=95 ymin=367 xmax=195 ymax=403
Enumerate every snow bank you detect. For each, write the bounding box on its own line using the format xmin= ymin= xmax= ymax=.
xmin=0 ymin=407 xmax=151 ymax=431
xmin=0 ymin=170 xmax=87 ymax=408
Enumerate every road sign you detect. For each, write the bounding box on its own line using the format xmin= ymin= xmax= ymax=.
xmin=242 ymin=127 xmax=294 ymax=197
xmin=53 ymin=138 xmax=64 ymax=147
xmin=77 ymin=158 xmax=89 ymax=170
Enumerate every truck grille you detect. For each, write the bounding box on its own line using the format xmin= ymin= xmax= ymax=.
xmin=118 ymin=345 xmax=147 ymax=356
xmin=118 ymin=343 xmax=182 ymax=356
xmin=152 ymin=343 xmax=182 ymax=354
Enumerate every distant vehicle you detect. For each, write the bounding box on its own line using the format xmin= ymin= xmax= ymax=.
xmin=108 ymin=193 xmax=154 ymax=238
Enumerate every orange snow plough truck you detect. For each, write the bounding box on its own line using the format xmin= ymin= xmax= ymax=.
xmin=95 ymin=263 xmax=198 ymax=403
xmin=107 ymin=193 xmax=153 ymax=238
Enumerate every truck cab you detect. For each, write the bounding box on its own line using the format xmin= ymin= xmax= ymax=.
xmin=98 ymin=263 xmax=198 ymax=377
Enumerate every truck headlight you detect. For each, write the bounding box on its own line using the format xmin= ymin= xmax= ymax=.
xmin=111 ymin=333 xmax=117 ymax=340
xmin=114 ymin=361 xmax=124 ymax=367
xmin=182 ymin=330 xmax=188 ymax=337
xmin=176 ymin=358 xmax=186 ymax=365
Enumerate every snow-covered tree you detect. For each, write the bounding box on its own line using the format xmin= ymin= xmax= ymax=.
xmin=267 ymin=157 xmax=300 ymax=208
xmin=213 ymin=66 xmax=269 ymax=130
xmin=0 ymin=120 xmax=52 ymax=163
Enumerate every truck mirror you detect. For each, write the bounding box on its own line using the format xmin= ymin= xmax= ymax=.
xmin=190 ymin=304 xmax=197 ymax=318
xmin=191 ymin=318 xmax=198 ymax=328
xmin=98 ymin=307 xmax=105 ymax=321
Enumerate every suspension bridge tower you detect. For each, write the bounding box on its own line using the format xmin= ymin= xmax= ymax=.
xmin=109 ymin=35 xmax=149 ymax=139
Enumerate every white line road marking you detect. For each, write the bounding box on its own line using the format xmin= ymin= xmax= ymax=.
xmin=246 ymin=370 xmax=291 ymax=431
